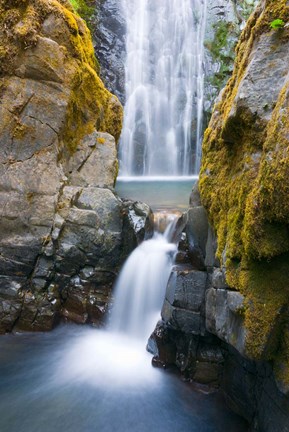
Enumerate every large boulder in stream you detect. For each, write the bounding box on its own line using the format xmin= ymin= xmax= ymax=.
xmin=0 ymin=0 xmax=153 ymax=333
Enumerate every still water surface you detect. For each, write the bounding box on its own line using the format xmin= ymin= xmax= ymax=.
xmin=116 ymin=177 xmax=198 ymax=211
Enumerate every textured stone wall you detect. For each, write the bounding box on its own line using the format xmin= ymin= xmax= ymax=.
xmin=200 ymin=0 xmax=289 ymax=376
xmin=93 ymin=0 xmax=126 ymax=104
xmin=150 ymin=183 xmax=289 ymax=431
xmin=0 ymin=0 xmax=153 ymax=332
xmin=150 ymin=1 xmax=289 ymax=429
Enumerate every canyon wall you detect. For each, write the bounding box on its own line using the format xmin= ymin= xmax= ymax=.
xmin=151 ymin=1 xmax=289 ymax=430
xmin=0 ymin=0 xmax=152 ymax=333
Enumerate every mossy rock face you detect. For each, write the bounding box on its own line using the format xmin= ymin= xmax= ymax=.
xmin=200 ymin=0 xmax=289 ymax=369
xmin=0 ymin=0 xmax=122 ymax=150
xmin=0 ymin=0 xmax=124 ymax=333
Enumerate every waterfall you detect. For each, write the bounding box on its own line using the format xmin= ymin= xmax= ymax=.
xmin=110 ymin=219 xmax=177 ymax=340
xmin=119 ymin=0 xmax=207 ymax=176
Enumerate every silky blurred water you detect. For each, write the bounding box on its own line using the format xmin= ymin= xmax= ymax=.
xmin=110 ymin=232 xmax=177 ymax=338
xmin=119 ymin=0 xmax=206 ymax=175
xmin=0 ymin=325 xmax=248 ymax=432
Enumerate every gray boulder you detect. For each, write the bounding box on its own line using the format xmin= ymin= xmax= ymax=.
xmin=206 ymin=287 xmax=246 ymax=355
xmin=161 ymin=265 xmax=207 ymax=335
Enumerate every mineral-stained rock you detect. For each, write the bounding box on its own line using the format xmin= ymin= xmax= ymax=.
xmin=93 ymin=0 xmax=126 ymax=103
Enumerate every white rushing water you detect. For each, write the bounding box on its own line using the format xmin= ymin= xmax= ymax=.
xmin=119 ymin=0 xmax=207 ymax=176
xmin=56 ymin=219 xmax=177 ymax=390
xmin=110 ymin=221 xmax=177 ymax=340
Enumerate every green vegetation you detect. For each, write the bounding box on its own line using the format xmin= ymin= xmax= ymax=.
xmin=200 ymin=0 xmax=289 ymax=361
xmin=270 ymin=18 xmax=285 ymax=29
xmin=205 ymin=21 xmax=238 ymax=92
xmin=0 ymin=0 xmax=122 ymax=149
xmin=68 ymin=0 xmax=95 ymax=27
xmin=237 ymin=0 xmax=258 ymax=22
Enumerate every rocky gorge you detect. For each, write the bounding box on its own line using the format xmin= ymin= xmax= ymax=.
xmin=0 ymin=0 xmax=289 ymax=431
xmin=149 ymin=1 xmax=289 ymax=430
xmin=0 ymin=0 xmax=152 ymax=333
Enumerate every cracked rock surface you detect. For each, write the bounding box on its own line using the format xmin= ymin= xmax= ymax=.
xmin=0 ymin=0 xmax=152 ymax=333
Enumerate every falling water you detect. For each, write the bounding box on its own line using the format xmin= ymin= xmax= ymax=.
xmin=110 ymin=218 xmax=177 ymax=339
xmin=119 ymin=0 xmax=207 ymax=176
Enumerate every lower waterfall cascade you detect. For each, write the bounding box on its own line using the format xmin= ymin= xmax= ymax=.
xmin=0 ymin=213 xmax=248 ymax=432
xmin=110 ymin=221 xmax=177 ymax=339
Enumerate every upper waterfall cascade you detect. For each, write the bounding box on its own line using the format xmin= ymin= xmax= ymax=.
xmin=119 ymin=0 xmax=207 ymax=176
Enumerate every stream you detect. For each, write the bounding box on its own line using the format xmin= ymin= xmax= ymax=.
xmin=0 ymin=325 xmax=248 ymax=432
xmin=0 ymin=180 xmax=248 ymax=432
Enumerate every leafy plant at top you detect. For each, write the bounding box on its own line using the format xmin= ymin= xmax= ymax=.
xmin=270 ymin=19 xmax=285 ymax=29
xmin=68 ymin=0 xmax=95 ymax=27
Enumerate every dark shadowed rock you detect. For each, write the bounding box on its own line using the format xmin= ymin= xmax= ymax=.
xmin=93 ymin=0 xmax=126 ymax=103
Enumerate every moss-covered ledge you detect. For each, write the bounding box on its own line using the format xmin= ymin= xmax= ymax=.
xmin=0 ymin=0 xmax=122 ymax=152
xmin=199 ymin=0 xmax=289 ymax=389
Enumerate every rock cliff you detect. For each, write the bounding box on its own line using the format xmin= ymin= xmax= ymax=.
xmin=200 ymin=0 xmax=289 ymax=380
xmin=204 ymin=0 xmax=258 ymax=122
xmin=150 ymin=1 xmax=289 ymax=430
xmin=0 ymin=0 xmax=151 ymax=333
xmin=93 ymin=0 xmax=125 ymax=104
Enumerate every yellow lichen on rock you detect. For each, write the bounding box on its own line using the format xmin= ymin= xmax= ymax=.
xmin=0 ymin=0 xmax=123 ymax=152
xmin=200 ymin=0 xmax=289 ymax=362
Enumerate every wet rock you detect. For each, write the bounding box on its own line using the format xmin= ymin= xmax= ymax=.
xmin=14 ymin=292 xmax=58 ymax=332
xmin=166 ymin=266 xmax=207 ymax=312
xmin=93 ymin=0 xmax=126 ymax=103
xmin=189 ymin=182 xmax=202 ymax=207
xmin=221 ymin=347 xmax=259 ymax=423
xmin=148 ymin=321 xmax=176 ymax=368
xmin=194 ymin=361 xmax=222 ymax=385
xmin=162 ymin=300 xmax=203 ymax=335
xmin=121 ymin=200 xmax=154 ymax=256
xmin=161 ymin=265 xmax=207 ymax=335
xmin=184 ymin=206 xmax=209 ymax=270
xmin=206 ymin=288 xmax=246 ymax=356
xmin=211 ymin=268 xmax=228 ymax=289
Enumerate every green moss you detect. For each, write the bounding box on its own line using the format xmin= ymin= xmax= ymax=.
xmin=68 ymin=0 xmax=94 ymax=26
xmin=200 ymin=0 xmax=289 ymax=362
xmin=13 ymin=122 xmax=32 ymax=139
xmin=204 ymin=21 xmax=239 ymax=101
xmin=205 ymin=22 xmax=237 ymax=62
xmin=226 ymin=255 xmax=289 ymax=359
xmin=0 ymin=0 xmax=122 ymax=152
